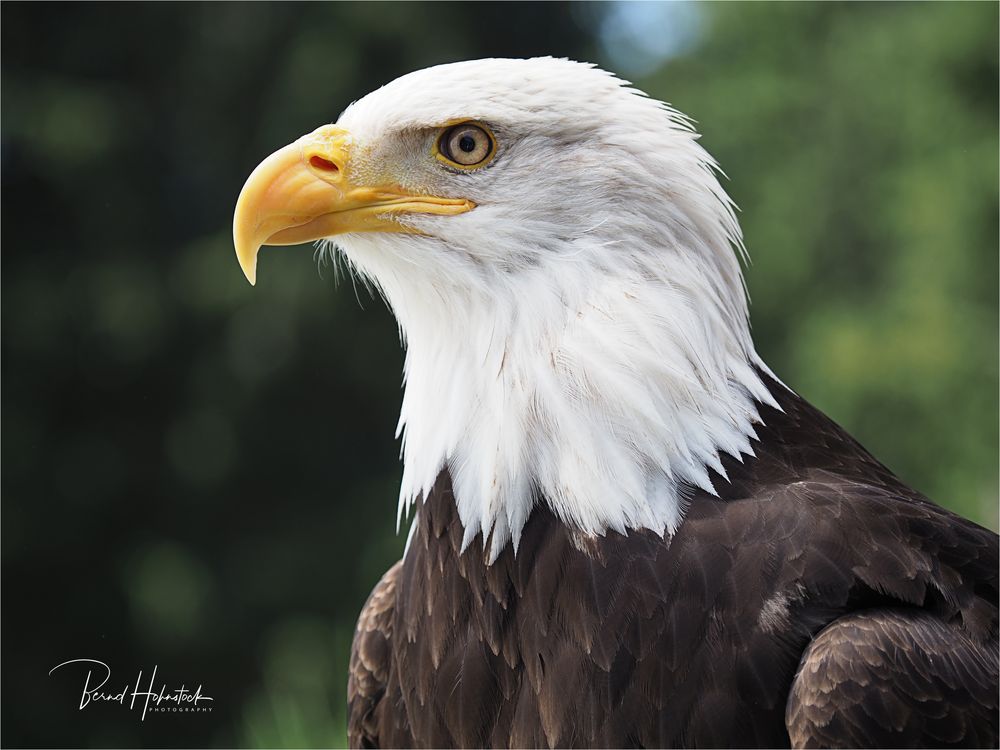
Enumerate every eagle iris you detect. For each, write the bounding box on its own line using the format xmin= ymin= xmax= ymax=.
xmin=437 ymin=122 xmax=494 ymax=168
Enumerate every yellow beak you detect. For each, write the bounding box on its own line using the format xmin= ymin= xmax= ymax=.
xmin=232 ymin=125 xmax=475 ymax=285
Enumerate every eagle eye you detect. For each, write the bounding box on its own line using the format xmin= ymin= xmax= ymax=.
xmin=435 ymin=122 xmax=495 ymax=169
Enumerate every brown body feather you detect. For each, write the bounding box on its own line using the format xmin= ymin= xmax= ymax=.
xmin=348 ymin=379 xmax=999 ymax=748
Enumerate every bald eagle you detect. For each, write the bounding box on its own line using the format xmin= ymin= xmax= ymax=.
xmin=233 ymin=58 xmax=998 ymax=748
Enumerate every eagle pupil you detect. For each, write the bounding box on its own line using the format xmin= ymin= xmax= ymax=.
xmin=459 ymin=135 xmax=477 ymax=153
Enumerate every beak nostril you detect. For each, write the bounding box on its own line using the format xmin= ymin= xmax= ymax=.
xmin=309 ymin=155 xmax=339 ymax=172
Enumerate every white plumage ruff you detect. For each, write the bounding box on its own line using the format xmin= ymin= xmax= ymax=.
xmin=324 ymin=58 xmax=777 ymax=560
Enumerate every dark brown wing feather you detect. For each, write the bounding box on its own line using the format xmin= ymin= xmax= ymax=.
xmin=348 ymin=377 xmax=999 ymax=748
xmin=787 ymin=608 xmax=999 ymax=748
xmin=348 ymin=561 xmax=402 ymax=749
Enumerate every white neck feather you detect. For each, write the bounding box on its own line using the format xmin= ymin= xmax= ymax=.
xmin=336 ymin=227 xmax=777 ymax=563
xmin=330 ymin=60 xmax=782 ymax=561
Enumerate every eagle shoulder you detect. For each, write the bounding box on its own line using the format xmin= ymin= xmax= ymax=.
xmin=348 ymin=560 xmax=402 ymax=749
xmin=786 ymin=608 xmax=1000 ymax=748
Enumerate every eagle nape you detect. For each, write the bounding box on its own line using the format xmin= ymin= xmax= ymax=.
xmin=232 ymin=58 xmax=999 ymax=749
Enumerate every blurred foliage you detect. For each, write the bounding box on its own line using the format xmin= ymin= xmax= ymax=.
xmin=1 ymin=2 xmax=996 ymax=748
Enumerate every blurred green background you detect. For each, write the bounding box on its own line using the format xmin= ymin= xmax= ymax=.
xmin=2 ymin=2 xmax=996 ymax=747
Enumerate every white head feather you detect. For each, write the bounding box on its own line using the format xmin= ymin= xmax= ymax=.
xmin=328 ymin=58 xmax=778 ymax=561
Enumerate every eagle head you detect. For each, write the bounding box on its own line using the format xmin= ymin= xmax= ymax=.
xmin=234 ymin=57 xmax=776 ymax=560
